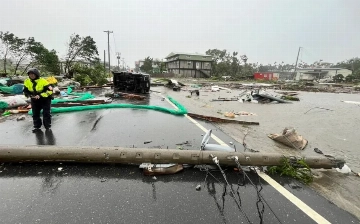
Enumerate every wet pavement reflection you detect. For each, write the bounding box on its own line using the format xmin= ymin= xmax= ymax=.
xmin=34 ymin=129 xmax=56 ymax=145
xmin=0 ymin=163 xmax=358 ymax=223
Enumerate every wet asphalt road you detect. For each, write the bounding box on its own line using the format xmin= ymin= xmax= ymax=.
xmin=0 ymin=92 xmax=358 ymax=223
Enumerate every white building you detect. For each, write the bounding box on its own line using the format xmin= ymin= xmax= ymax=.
xmin=295 ymin=68 xmax=352 ymax=81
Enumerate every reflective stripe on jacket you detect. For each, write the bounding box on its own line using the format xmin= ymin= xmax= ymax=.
xmin=23 ymin=78 xmax=53 ymax=98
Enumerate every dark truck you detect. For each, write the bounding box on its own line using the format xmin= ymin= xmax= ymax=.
xmin=112 ymin=71 xmax=150 ymax=93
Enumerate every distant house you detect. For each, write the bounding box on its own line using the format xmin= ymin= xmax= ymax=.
xmin=295 ymin=68 xmax=352 ymax=81
xmin=134 ymin=60 xmax=144 ymax=72
xmin=135 ymin=60 xmax=161 ymax=73
xmin=164 ymin=52 xmax=212 ymax=78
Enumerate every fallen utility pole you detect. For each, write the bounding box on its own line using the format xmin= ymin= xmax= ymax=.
xmin=0 ymin=145 xmax=344 ymax=169
xmin=187 ymin=113 xmax=260 ymax=125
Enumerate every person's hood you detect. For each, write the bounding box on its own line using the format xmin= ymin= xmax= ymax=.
xmin=27 ymin=68 xmax=41 ymax=79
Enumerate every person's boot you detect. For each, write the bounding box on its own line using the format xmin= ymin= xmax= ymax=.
xmin=32 ymin=128 xmax=41 ymax=133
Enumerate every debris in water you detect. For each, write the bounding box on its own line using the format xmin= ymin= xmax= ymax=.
xmin=224 ymin=112 xmax=235 ymax=118
xmin=314 ymin=148 xmax=323 ymax=154
xmin=304 ymin=107 xmax=333 ymax=114
xmin=175 ymin=141 xmax=191 ymax=146
xmin=341 ymin=100 xmax=360 ymax=105
xmin=336 ymin=164 xmax=351 ymax=174
xmin=234 ymin=111 xmax=256 ymax=116
xmin=281 ymin=95 xmax=300 ymax=101
xmin=268 ymin=127 xmax=308 ymax=150
xmin=196 ymin=184 xmax=201 ymax=191
xmin=57 ymin=167 xmax=63 ymax=171
xmin=211 ymin=97 xmax=238 ymax=101
xmin=187 ymin=112 xmax=259 ymax=125
xmin=190 ymin=90 xmax=200 ymax=96
xmin=144 ymin=141 xmax=152 ymax=144
xmin=100 ymin=178 xmax=107 ymax=182
xmin=152 ymin=176 xmax=157 ymax=180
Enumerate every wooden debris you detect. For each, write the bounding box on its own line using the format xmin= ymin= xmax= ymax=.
xmin=52 ymin=100 xmax=109 ymax=107
xmin=187 ymin=113 xmax=259 ymax=125
xmin=111 ymin=92 xmax=146 ymax=100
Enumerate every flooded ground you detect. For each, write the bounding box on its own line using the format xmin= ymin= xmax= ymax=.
xmin=160 ymin=85 xmax=360 ymax=219
xmin=0 ymin=85 xmax=359 ymax=221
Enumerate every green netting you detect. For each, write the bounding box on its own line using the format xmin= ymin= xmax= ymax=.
xmin=52 ymin=92 xmax=95 ymax=104
xmin=29 ymin=96 xmax=187 ymax=116
xmin=0 ymin=101 xmax=9 ymax=109
xmin=51 ymin=87 xmax=95 ymax=104
xmin=0 ymin=86 xmax=14 ymax=94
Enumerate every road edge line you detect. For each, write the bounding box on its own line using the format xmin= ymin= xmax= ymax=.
xmin=164 ymin=95 xmax=331 ymax=223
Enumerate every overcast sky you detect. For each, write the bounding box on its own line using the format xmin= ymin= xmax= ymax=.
xmin=1 ymin=0 xmax=359 ymax=67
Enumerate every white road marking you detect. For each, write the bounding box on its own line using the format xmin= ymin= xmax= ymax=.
xmin=258 ymin=172 xmax=331 ymax=224
xmin=165 ymin=95 xmax=331 ymax=224
xmin=165 ymin=97 xmax=227 ymax=146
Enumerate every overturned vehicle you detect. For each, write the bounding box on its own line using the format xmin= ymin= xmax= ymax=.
xmin=112 ymin=71 xmax=150 ymax=93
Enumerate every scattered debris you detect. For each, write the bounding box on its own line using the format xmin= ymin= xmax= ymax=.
xmin=187 ymin=113 xmax=259 ymax=125
xmin=211 ymin=97 xmax=238 ymax=101
xmin=341 ymin=100 xmax=360 ymax=105
xmin=210 ymin=85 xmax=231 ymax=92
xmin=175 ymin=141 xmax=191 ymax=146
xmin=211 ymin=86 xmax=219 ymax=92
xmin=16 ymin=115 xmax=26 ymax=121
xmin=166 ymin=79 xmax=185 ymax=91
xmin=196 ymin=184 xmax=201 ymax=191
xmin=268 ymin=127 xmax=308 ymax=150
xmin=224 ymin=112 xmax=235 ymax=118
xmin=275 ymin=91 xmax=299 ymax=96
xmin=234 ymin=111 xmax=256 ymax=116
xmin=100 ymin=178 xmax=107 ymax=182
xmin=336 ymin=164 xmax=352 ymax=174
xmin=106 ymin=92 xmax=146 ymax=100
xmin=190 ymin=90 xmax=200 ymax=96
xmin=200 ymin=129 xmax=236 ymax=152
xmin=314 ymin=148 xmax=323 ymax=154
xmin=280 ymin=95 xmax=300 ymax=101
xmin=57 ymin=80 xmax=81 ymax=88
xmin=252 ymin=92 xmax=291 ymax=104
xmin=140 ymin=163 xmax=183 ymax=176
xmin=238 ymin=90 xmax=293 ymax=104
xmin=0 ymin=95 xmax=27 ymax=109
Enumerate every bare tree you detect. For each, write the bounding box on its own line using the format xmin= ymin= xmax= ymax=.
xmin=0 ymin=31 xmax=17 ymax=74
